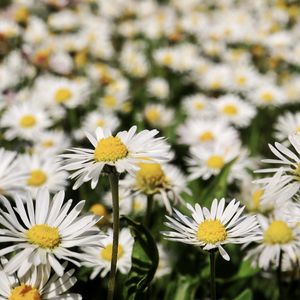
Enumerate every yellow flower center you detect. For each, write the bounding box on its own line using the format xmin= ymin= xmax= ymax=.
xmin=292 ymin=163 xmax=300 ymax=181
xmin=252 ymin=189 xmax=264 ymax=210
xmin=103 ymin=95 xmax=117 ymax=108
xmin=19 ymin=115 xmax=37 ymax=128
xmin=9 ymin=284 xmax=41 ymax=300
xmin=261 ymin=91 xmax=274 ymax=103
xmin=15 ymin=7 xmax=29 ymax=23
xmin=135 ymin=162 xmax=168 ymax=194
xmin=264 ymin=220 xmax=294 ymax=244
xmin=90 ymin=203 xmax=107 ymax=217
xmin=193 ymin=102 xmax=204 ymax=110
xmin=197 ymin=220 xmax=227 ymax=244
xmin=236 ymin=75 xmax=247 ymax=86
xmin=94 ymin=136 xmax=128 ymax=162
xmin=54 ymin=88 xmax=73 ymax=103
xmin=206 ymin=155 xmax=225 ymax=169
xmin=199 ymin=131 xmax=214 ymax=142
xmin=296 ymin=126 xmax=300 ymax=133
xmin=145 ymin=108 xmax=160 ymax=124
xmin=27 ymin=169 xmax=47 ymax=187
xmin=96 ymin=119 xmax=106 ymax=127
xmin=101 ymin=244 xmax=124 ymax=261
xmin=162 ymin=54 xmax=173 ymax=66
xmin=26 ymin=224 xmax=60 ymax=249
xmin=222 ymin=104 xmax=238 ymax=116
xmin=210 ymin=80 xmax=221 ymax=89
xmin=41 ymin=139 xmax=54 ymax=148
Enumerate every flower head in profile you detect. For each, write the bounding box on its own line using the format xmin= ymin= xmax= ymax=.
xmin=82 ymin=228 xmax=134 ymax=279
xmin=162 ymin=198 xmax=261 ymax=260
xmin=61 ymin=126 xmax=171 ymax=189
xmin=0 ymin=261 xmax=82 ymax=300
xmin=0 ymin=188 xmax=104 ymax=277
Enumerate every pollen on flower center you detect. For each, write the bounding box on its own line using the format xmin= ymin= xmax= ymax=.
xmin=199 ymin=130 xmax=214 ymax=142
xmin=292 ymin=163 xmax=300 ymax=180
xmin=135 ymin=162 xmax=168 ymax=194
xmin=101 ymin=244 xmax=124 ymax=261
xmin=197 ymin=219 xmax=227 ymax=244
xmin=222 ymin=104 xmax=238 ymax=116
xmin=103 ymin=95 xmax=117 ymax=108
xmin=90 ymin=203 xmax=107 ymax=217
xmin=9 ymin=284 xmax=41 ymax=300
xmin=41 ymin=139 xmax=54 ymax=148
xmin=54 ymin=88 xmax=73 ymax=103
xmin=264 ymin=220 xmax=294 ymax=244
xmin=26 ymin=224 xmax=60 ymax=249
xmin=94 ymin=136 xmax=128 ymax=162
xmin=19 ymin=115 xmax=37 ymax=128
xmin=27 ymin=169 xmax=47 ymax=187
xmin=96 ymin=119 xmax=105 ymax=127
xmin=206 ymin=155 xmax=225 ymax=169
xmin=194 ymin=102 xmax=204 ymax=110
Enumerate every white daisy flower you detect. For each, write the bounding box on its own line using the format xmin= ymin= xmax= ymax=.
xmin=0 ymin=148 xmax=27 ymax=197
xmin=0 ymin=188 xmax=103 ymax=277
xmin=0 ymin=102 xmax=51 ymax=141
xmin=74 ymin=111 xmax=120 ymax=140
xmin=82 ymin=228 xmax=134 ymax=279
xmin=245 ymin=213 xmax=300 ymax=270
xmin=181 ymin=94 xmax=213 ymax=118
xmin=187 ymin=142 xmax=242 ymax=181
xmin=177 ymin=118 xmax=239 ymax=147
xmin=120 ymin=162 xmax=188 ymax=214
xmin=19 ymin=154 xmax=68 ymax=197
xmin=251 ymin=84 xmax=285 ymax=107
xmin=144 ymin=104 xmax=174 ymax=128
xmin=0 ymin=262 xmax=81 ymax=300
xmin=256 ymin=134 xmax=300 ymax=198
xmin=162 ymin=198 xmax=261 ymax=261
xmin=61 ymin=126 xmax=171 ymax=190
xmin=147 ymin=77 xmax=169 ymax=100
xmin=274 ymin=112 xmax=300 ymax=143
xmin=213 ymin=95 xmax=256 ymax=128
xmin=32 ymin=130 xmax=71 ymax=156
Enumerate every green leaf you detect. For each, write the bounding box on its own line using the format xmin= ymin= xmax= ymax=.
xmin=121 ymin=216 xmax=159 ymax=300
xmin=164 ymin=275 xmax=199 ymax=300
xmin=231 ymin=260 xmax=259 ymax=281
xmin=199 ymin=158 xmax=237 ymax=207
xmin=233 ymin=289 xmax=252 ymax=300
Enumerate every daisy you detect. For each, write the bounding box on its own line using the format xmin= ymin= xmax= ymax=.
xmin=187 ymin=141 xmax=243 ymax=181
xmin=213 ymin=94 xmax=256 ymax=128
xmin=61 ymin=126 xmax=171 ymax=190
xmin=245 ymin=213 xmax=300 ymax=270
xmin=74 ymin=111 xmax=120 ymax=140
xmin=177 ymin=118 xmax=239 ymax=147
xmin=274 ymin=112 xmax=300 ymax=143
xmin=19 ymin=154 xmax=68 ymax=197
xmin=0 ymin=101 xmax=51 ymax=141
xmin=82 ymin=228 xmax=134 ymax=279
xmin=144 ymin=104 xmax=174 ymax=129
xmin=120 ymin=162 xmax=187 ymax=214
xmin=32 ymin=130 xmax=71 ymax=156
xmin=147 ymin=77 xmax=170 ymax=100
xmin=0 ymin=148 xmax=27 ymax=197
xmin=251 ymin=83 xmax=285 ymax=107
xmin=0 ymin=188 xmax=103 ymax=277
xmin=256 ymin=134 xmax=300 ymax=197
xmin=162 ymin=198 xmax=261 ymax=260
xmin=0 ymin=262 xmax=81 ymax=300
xmin=181 ymin=94 xmax=213 ymax=118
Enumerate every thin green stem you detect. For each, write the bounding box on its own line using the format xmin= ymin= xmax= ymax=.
xmin=145 ymin=194 xmax=154 ymax=228
xmin=277 ymin=250 xmax=283 ymax=300
xmin=107 ymin=172 xmax=119 ymax=300
xmin=209 ymin=251 xmax=217 ymax=300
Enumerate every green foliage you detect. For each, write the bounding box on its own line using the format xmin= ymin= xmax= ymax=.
xmin=122 ymin=216 xmax=159 ymax=300
xmin=233 ymin=289 xmax=253 ymax=300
